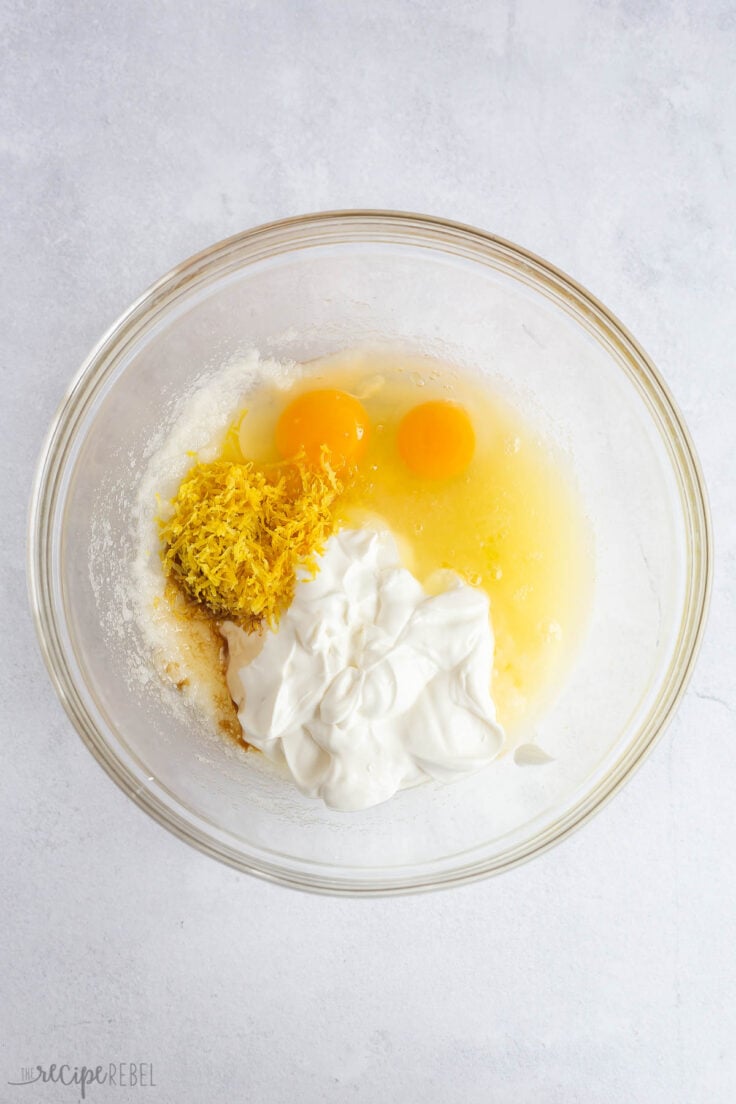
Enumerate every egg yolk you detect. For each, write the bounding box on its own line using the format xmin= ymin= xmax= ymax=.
xmin=275 ymin=389 xmax=370 ymax=468
xmin=397 ymin=400 xmax=475 ymax=479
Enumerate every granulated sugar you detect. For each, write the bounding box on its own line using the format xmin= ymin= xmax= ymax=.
xmin=126 ymin=350 xmax=301 ymax=722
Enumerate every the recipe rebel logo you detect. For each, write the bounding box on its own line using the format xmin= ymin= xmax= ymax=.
xmin=7 ymin=1062 xmax=156 ymax=1098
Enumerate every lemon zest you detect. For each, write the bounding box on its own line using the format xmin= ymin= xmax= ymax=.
xmin=159 ymin=456 xmax=344 ymax=630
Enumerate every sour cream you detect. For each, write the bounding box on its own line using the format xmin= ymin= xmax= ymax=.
xmin=222 ymin=528 xmax=504 ymax=811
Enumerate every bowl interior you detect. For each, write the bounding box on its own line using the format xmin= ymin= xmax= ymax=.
xmin=34 ymin=216 xmax=707 ymax=892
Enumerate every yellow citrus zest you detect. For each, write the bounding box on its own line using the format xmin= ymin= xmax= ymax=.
xmin=159 ymin=454 xmax=345 ymax=630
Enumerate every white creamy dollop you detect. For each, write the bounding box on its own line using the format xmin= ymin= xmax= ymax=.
xmin=222 ymin=528 xmax=505 ymax=811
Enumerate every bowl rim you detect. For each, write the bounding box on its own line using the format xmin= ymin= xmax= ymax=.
xmin=27 ymin=209 xmax=713 ymax=896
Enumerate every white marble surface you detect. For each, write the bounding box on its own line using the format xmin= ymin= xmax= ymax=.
xmin=2 ymin=1 xmax=735 ymax=1100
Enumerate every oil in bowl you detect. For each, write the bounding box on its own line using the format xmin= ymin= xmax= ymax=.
xmin=222 ymin=348 xmax=593 ymax=733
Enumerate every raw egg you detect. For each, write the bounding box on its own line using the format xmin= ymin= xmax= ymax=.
xmin=275 ymin=389 xmax=370 ymax=468
xmin=397 ymin=400 xmax=475 ymax=479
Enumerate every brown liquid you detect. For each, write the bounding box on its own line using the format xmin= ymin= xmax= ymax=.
xmin=161 ymin=580 xmax=243 ymax=743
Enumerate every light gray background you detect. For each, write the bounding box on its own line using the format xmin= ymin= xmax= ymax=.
xmin=2 ymin=2 xmax=735 ymax=1101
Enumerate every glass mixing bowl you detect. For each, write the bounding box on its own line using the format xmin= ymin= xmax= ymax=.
xmin=28 ymin=211 xmax=711 ymax=895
